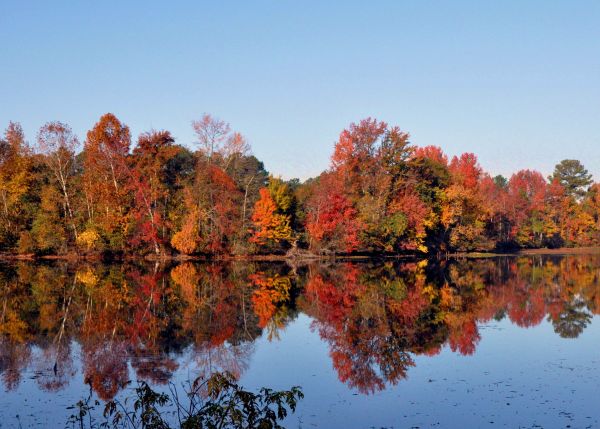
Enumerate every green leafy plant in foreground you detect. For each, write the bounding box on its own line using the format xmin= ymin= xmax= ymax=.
xmin=66 ymin=372 xmax=303 ymax=429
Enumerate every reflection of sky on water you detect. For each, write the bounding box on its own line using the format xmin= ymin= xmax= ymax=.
xmin=243 ymin=314 xmax=600 ymax=428
xmin=3 ymin=313 xmax=600 ymax=428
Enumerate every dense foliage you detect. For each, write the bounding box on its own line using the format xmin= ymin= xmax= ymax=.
xmin=1 ymin=115 xmax=598 ymax=256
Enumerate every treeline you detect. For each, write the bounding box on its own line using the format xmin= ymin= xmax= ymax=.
xmin=0 ymin=115 xmax=598 ymax=257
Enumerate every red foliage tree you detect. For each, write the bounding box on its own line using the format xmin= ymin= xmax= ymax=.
xmin=305 ymin=175 xmax=362 ymax=253
xmin=128 ymin=130 xmax=179 ymax=254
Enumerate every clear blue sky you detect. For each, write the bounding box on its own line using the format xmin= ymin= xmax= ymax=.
xmin=1 ymin=1 xmax=599 ymax=181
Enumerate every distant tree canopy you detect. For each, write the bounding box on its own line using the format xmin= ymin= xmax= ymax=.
xmin=0 ymin=115 xmax=599 ymax=256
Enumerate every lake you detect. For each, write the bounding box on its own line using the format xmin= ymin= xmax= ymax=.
xmin=1 ymin=255 xmax=600 ymax=428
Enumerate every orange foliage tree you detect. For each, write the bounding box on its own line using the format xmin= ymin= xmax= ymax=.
xmin=82 ymin=113 xmax=131 ymax=250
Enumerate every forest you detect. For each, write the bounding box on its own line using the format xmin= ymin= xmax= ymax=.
xmin=0 ymin=114 xmax=598 ymax=258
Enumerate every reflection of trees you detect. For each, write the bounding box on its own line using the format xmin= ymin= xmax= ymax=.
xmin=0 ymin=266 xmax=33 ymax=391
xmin=249 ymin=271 xmax=294 ymax=340
xmin=0 ymin=262 xmax=266 ymax=399
xmin=300 ymin=256 xmax=600 ymax=393
xmin=130 ymin=348 xmax=178 ymax=385
xmin=0 ymin=338 xmax=31 ymax=391
xmin=33 ymin=340 xmax=76 ymax=392
xmin=188 ymin=342 xmax=255 ymax=384
xmin=301 ymin=263 xmax=437 ymax=393
xmin=171 ymin=263 xmax=262 ymax=382
xmin=550 ymin=297 xmax=592 ymax=338
xmin=2 ymin=255 xmax=600 ymax=397
xmin=83 ymin=340 xmax=129 ymax=401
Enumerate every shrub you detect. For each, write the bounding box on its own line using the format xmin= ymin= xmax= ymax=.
xmin=67 ymin=371 xmax=303 ymax=429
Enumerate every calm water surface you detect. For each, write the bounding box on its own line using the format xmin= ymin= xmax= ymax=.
xmin=1 ymin=256 xmax=600 ymax=428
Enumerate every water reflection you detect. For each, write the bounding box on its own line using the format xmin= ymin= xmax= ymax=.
xmin=1 ymin=255 xmax=599 ymax=400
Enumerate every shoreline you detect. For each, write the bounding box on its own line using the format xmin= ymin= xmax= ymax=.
xmin=2 ymin=247 xmax=600 ymax=263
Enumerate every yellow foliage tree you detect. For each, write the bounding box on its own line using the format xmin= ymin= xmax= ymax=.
xmin=76 ymin=229 xmax=101 ymax=252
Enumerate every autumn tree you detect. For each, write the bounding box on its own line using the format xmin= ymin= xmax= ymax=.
xmin=440 ymin=153 xmax=492 ymax=251
xmin=0 ymin=122 xmax=33 ymax=249
xmin=128 ymin=130 xmax=180 ymax=254
xmin=305 ymin=174 xmax=362 ymax=253
xmin=192 ymin=114 xmax=231 ymax=162
xmin=582 ymin=184 xmax=600 ymax=243
xmin=479 ymin=174 xmax=511 ymax=246
xmin=408 ymin=146 xmax=451 ymax=250
xmin=506 ymin=170 xmax=548 ymax=247
xmin=36 ymin=121 xmax=79 ymax=242
xmin=30 ymin=186 xmax=68 ymax=253
xmin=82 ymin=113 xmax=131 ymax=250
xmin=322 ymin=118 xmax=438 ymax=253
xmin=232 ymin=156 xmax=269 ymax=248
xmin=250 ymin=186 xmax=294 ymax=250
xmin=547 ymin=178 xmax=595 ymax=247
xmin=171 ymin=114 xmax=246 ymax=254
